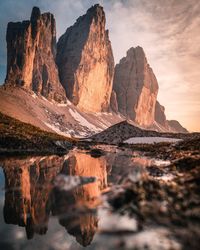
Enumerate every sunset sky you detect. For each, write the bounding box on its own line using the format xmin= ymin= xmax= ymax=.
xmin=0 ymin=0 xmax=199 ymax=132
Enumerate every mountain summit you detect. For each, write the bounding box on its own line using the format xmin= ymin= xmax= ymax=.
xmin=5 ymin=7 xmax=66 ymax=103
xmin=56 ymin=4 xmax=114 ymax=112
xmin=113 ymin=46 xmax=159 ymax=126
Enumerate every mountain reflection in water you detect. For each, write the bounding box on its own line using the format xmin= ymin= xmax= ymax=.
xmin=0 ymin=148 xmax=177 ymax=250
xmin=1 ymin=151 xmax=110 ymax=246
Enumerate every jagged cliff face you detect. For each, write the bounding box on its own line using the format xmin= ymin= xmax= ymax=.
xmin=155 ymin=101 xmax=188 ymax=132
xmin=155 ymin=101 xmax=167 ymax=127
xmin=2 ymin=4 xmax=187 ymax=133
xmin=110 ymin=90 xmax=118 ymax=113
xmin=113 ymin=47 xmax=159 ymax=126
xmin=56 ymin=4 xmax=114 ymax=112
xmin=5 ymin=7 xmax=66 ymax=103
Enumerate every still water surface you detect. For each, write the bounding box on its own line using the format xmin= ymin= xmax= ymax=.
xmin=0 ymin=147 xmax=180 ymax=250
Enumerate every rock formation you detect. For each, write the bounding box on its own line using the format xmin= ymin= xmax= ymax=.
xmin=167 ymin=120 xmax=188 ymax=133
xmin=56 ymin=4 xmax=114 ymax=112
xmin=110 ymin=90 xmax=118 ymax=113
xmin=2 ymin=156 xmax=64 ymax=239
xmin=155 ymin=101 xmax=188 ymax=132
xmin=52 ymin=151 xmax=107 ymax=246
xmin=5 ymin=7 xmax=66 ymax=103
xmin=113 ymin=46 xmax=159 ymax=126
xmin=2 ymin=4 xmax=188 ymax=133
xmin=155 ymin=101 xmax=167 ymax=127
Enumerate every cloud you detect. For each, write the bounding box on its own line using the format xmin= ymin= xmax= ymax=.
xmin=0 ymin=0 xmax=199 ymax=131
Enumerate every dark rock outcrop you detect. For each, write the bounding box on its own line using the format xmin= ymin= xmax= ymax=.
xmin=113 ymin=47 xmax=159 ymax=126
xmin=90 ymin=120 xmax=160 ymax=144
xmin=155 ymin=101 xmax=167 ymax=127
xmin=56 ymin=4 xmax=114 ymax=112
xmin=110 ymin=90 xmax=118 ymax=113
xmin=5 ymin=7 xmax=66 ymax=103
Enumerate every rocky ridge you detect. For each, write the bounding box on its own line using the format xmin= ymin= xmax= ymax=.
xmin=2 ymin=4 xmax=188 ymax=135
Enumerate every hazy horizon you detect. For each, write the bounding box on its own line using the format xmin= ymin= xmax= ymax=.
xmin=0 ymin=0 xmax=199 ymax=132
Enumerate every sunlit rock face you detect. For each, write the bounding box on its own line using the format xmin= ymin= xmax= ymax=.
xmin=113 ymin=46 xmax=159 ymax=126
xmin=56 ymin=4 xmax=114 ymax=112
xmin=5 ymin=7 xmax=66 ymax=103
xmin=155 ymin=101 xmax=167 ymax=127
xmin=2 ymin=156 xmax=64 ymax=239
xmin=52 ymin=152 xmax=108 ymax=247
xmin=67 ymin=152 xmax=108 ymax=201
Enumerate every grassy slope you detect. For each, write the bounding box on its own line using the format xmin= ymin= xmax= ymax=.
xmin=0 ymin=112 xmax=75 ymax=155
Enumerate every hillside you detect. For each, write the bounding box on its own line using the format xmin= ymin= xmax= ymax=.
xmin=0 ymin=112 xmax=74 ymax=155
xmin=90 ymin=120 xmax=198 ymax=144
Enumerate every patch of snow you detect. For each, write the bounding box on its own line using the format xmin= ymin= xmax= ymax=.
xmin=39 ymin=156 xmax=47 ymax=162
xmin=56 ymin=103 xmax=68 ymax=107
xmin=82 ymin=138 xmax=92 ymax=142
xmin=153 ymin=159 xmax=171 ymax=166
xmin=31 ymin=93 xmax=37 ymax=99
xmin=69 ymin=108 xmax=100 ymax=132
xmin=124 ymin=137 xmax=182 ymax=144
xmin=56 ymin=100 xmax=72 ymax=107
xmin=41 ymin=96 xmax=48 ymax=102
xmin=44 ymin=122 xmax=71 ymax=137
xmin=29 ymin=158 xmax=36 ymax=164
xmin=155 ymin=174 xmax=174 ymax=181
xmin=95 ymin=120 xmax=108 ymax=129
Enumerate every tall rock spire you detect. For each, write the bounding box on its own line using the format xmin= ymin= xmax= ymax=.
xmin=5 ymin=7 xmax=66 ymax=103
xmin=56 ymin=4 xmax=114 ymax=112
xmin=113 ymin=46 xmax=159 ymax=126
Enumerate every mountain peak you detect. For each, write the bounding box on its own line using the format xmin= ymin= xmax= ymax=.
xmin=5 ymin=7 xmax=66 ymax=103
xmin=113 ymin=46 xmax=158 ymax=126
xmin=87 ymin=3 xmax=103 ymax=12
xmin=30 ymin=6 xmax=41 ymax=22
xmin=126 ymin=46 xmax=145 ymax=59
xmin=56 ymin=4 xmax=114 ymax=112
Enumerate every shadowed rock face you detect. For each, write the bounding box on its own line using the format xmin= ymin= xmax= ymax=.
xmin=110 ymin=90 xmax=119 ymax=113
xmin=155 ymin=101 xmax=188 ymax=132
xmin=113 ymin=47 xmax=159 ymax=126
xmin=155 ymin=101 xmax=167 ymax=127
xmin=167 ymin=120 xmax=188 ymax=133
xmin=56 ymin=4 xmax=114 ymax=112
xmin=5 ymin=7 xmax=66 ymax=103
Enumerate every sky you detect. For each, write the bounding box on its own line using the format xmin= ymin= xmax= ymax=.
xmin=0 ymin=0 xmax=199 ymax=132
